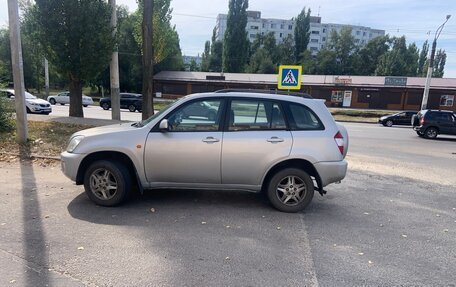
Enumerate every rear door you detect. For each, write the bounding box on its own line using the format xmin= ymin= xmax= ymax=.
xmin=221 ymin=98 xmax=292 ymax=186
xmin=436 ymin=113 xmax=454 ymax=134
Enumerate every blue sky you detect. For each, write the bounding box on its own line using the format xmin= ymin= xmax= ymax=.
xmin=1 ymin=0 xmax=455 ymax=77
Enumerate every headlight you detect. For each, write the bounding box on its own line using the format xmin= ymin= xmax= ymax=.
xmin=67 ymin=135 xmax=84 ymax=153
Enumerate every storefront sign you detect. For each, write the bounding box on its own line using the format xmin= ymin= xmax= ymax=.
xmin=385 ymin=77 xmax=407 ymax=86
xmin=334 ymin=76 xmax=352 ymax=85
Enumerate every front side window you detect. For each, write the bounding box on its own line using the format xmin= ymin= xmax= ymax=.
xmin=167 ymin=99 xmax=222 ymax=132
xmin=229 ymin=100 xmax=286 ymax=131
xmin=288 ymin=103 xmax=324 ymax=130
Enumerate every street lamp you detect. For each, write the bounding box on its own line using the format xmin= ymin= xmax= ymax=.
xmin=421 ymin=15 xmax=451 ymax=110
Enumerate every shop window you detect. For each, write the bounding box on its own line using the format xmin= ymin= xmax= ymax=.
xmin=331 ymin=91 xmax=344 ymax=103
xmin=440 ymin=95 xmax=454 ymax=107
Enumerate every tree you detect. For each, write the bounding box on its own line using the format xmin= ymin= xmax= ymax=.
xmin=356 ymin=35 xmax=390 ymax=75
xmin=326 ymin=27 xmax=358 ymax=75
xmin=34 ymin=0 xmax=115 ymax=117
xmin=375 ymin=36 xmax=419 ymax=76
xmin=433 ymin=49 xmax=446 ymax=78
xmin=277 ymin=34 xmax=296 ymax=65
xmin=299 ymin=50 xmax=315 ymax=74
xmin=294 ymin=8 xmax=311 ymax=63
xmin=247 ymin=48 xmax=275 ymax=74
xmin=223 ymin=0 xmax=249 ymax=73
xmin=209 ymin=41 xmax=223 ymax=72
xmin=201 ymin=41 xmax=211 ymax=72
xmin=417 ymin=40 xmax=429 ymax=76
xmin=0 ymin=29 xmax=12 ymax=86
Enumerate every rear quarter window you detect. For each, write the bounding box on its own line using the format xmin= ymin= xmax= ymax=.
xmin=287 ymin=103 xmax=325 ymax=130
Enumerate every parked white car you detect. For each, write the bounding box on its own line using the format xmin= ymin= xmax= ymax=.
xmin=0 ymin=89 xmax=52 ymax=114
xmin=47 ymin=91 xmax=94 ymax=107
xmin=61 ymin=90 xmax=349 ymax=213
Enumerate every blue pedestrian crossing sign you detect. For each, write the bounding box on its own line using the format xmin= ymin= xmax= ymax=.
xmin=278 ymin=65 xmax=302 ymax=90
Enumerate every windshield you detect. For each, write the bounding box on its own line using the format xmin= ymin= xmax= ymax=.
xmin=140 ymin=100 xmax=180 ymax=126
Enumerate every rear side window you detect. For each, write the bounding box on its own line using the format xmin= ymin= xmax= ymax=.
xmin=287 ymin=103 xmax=324 ymax=130
xmin=229 ymin=99 xmax=287 ymax=131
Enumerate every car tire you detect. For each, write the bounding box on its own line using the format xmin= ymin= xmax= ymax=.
xmin=43 ymin=112 xmax=50 ymax=115
xmin=26 ymin=107 xmax=31 ymax=114
xmin=386 ymin=120 xmax=393 ymax=127
xmin=83 ymin=105 xmax=88 ymax=107
xmin=128 ymin=104 xmax=136 ymax=112
xmin=60 ymin=103 xmax=65 ymax=105
xmin=101 ymin=102 xmax=110 ymax=110
xmin=424 ymin=127 xmax=438 ymax=139
xmin=267 ymin=168 xmax=314 ymax=213
xmin=49 ymin=98 xmax=56 ymax=105
xmin=83 ymin=160 xmax=131 ymax=207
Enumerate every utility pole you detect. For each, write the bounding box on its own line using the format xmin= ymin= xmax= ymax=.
xmin=7 ymin=0 xmax=28 ymax=143
xmin=44 ymin=58 xmax=49 ymax=99
xmin=109 ymin=0 xmax=121 ymax=120
xmin=142 ymin=0 xmax=155 ymax=120
xmin=421 ymin=15 xmax=451 ymax=110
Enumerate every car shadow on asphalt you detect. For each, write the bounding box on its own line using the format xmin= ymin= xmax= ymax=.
xmin=18 ymin=147 xmax=50 ymax=287
xmin=66 ymin=188 xmax=291 ymax=226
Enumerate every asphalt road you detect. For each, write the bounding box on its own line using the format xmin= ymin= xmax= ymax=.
xmin=0 ymin=122 xmax=455 ymax=286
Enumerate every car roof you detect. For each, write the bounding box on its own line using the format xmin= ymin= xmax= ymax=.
xmin=186 ymin=91 xmax=318 ymax=105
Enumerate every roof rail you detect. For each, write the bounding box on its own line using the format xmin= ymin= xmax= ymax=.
xmin=214 ymin=89 xmax=313 ymax=99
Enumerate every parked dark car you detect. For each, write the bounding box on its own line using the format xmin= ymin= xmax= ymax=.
xmin=378 ymin=111 xmax=416 ymax=127
xmin=99 ymin=93 xmax=142 ymax=112
xmin=412 ymin=110 xmax=456 ymax=139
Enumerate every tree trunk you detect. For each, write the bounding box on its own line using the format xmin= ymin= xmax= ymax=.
xmin=69 ymin=75 xmax=84 ymax=117
xmin=142 ymin=0 xmax=154 ymax=120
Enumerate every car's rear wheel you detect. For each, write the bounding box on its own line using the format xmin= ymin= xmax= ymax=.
xmin=49 ymin=98 xmax=56 ymax=105
xmin=128 ymin=104 xmax=136 ymax=112
xmin=267 ymin=168 xmax=314 ymax=213
xmin=83 ymin=104 xmax=88 ymax=107
xmin=424 ymin=127 xmax=438 ymax=139
xmin=386 ymin=120 xmax=393 ymax=127
xmin=101 ymin=102 xmax=110 ymax=110
xmin=83 ymin=160 xmax=131 ymax=206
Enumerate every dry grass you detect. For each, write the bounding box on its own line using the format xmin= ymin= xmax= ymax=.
xmin=0 ymin=121 xmax=93 ymax=159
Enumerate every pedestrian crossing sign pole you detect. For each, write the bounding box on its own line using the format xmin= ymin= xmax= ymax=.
xmin=277 ymin=65 xmax=302 ymax=90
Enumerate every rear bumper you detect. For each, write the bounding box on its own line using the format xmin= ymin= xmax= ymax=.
xmin=314 ymin=160 xmax=348 ymax=187
xmin=413 ymin=126 xmax=425 ymax=132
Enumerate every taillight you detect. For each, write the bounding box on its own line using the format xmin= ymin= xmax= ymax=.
xmin=334 ymin=131 xmax=344 ymax=155
xmin=420 ymin=117 xmax=424 ymax=125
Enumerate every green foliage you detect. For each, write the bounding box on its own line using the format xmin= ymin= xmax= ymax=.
xmin=326 ymin=27 xmax=358 ymax=74
xmin=0 ymin=96 xmax=14 ymax=132
xmin=417 ymin=40 xmax=429 ymax=76
xmin=375 ymin=36 xmax=420 ymax=76
xmin=0 ymin=29 xmax=12 ymax=86
xmin=247 ymin=48 xmax=275 ymax=74
xmin=433 ymin=49 xmax=446 ymax=78
xmin=356 ymin=35 xmax=390 ymax=75
xmin=223 ymin=0 xmax=249 ymax=73
xmin=201 ymin=41 xmax=211 ymax=72
xmin=294 ymin=8 xmax=311 ymax=63
xmin=133 ymin=0 xmax=183 ymax=71
xmin=277 ymin=34 xmax=296 ymax=65
xmin=209 ymin=41 xmax=223 ymax=72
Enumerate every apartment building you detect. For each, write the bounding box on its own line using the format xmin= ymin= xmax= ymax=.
xmin=215 ymin=11 xmax=385 ymax=55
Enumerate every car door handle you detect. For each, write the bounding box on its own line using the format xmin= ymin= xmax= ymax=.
xmin=202 ymin=137 xmax=220 ymax=143
xmin=267 ymin=137 xmax=284 ymax=143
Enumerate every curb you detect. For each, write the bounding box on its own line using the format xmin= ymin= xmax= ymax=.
xmin=0 ymin=152 xmax=60 ymax=161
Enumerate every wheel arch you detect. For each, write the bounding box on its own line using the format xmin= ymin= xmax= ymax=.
xmin=261 ymin=159 xmax=323 ymax=194
xmin=76 ymin=151 xmax=141 ymax=191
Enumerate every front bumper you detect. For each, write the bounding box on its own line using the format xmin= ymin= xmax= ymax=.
xmin=314 ymin=160 xmax=348 ymax=187
xmin=30 ymin=106 xmax=52 ymax=113
xmin=61 ymin=151 xmax=86 ymax=182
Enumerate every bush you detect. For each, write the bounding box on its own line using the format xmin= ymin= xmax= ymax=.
xmin=0 ymin=96 xmax=14 ymax=132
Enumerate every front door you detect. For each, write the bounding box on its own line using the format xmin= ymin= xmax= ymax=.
xmin=221 ymin=99 xmax=292 ymax=186
xmin=144 ymin=98 xmax=225 ymax=184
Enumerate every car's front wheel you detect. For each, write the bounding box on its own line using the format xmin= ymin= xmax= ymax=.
xmin=386 ymin=120 xmax=393 ymax=127
xmin=424 ymin=127 xmax=438 ymax=139
xmin=267 ymin=168 xmax=314 ymax=213
xmin=83 ymin=160 xmax=131 ymax=206
xmin=101 ymin=102 xmax=110 ymax=110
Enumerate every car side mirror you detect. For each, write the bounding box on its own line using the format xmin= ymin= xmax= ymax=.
xmin=159 ymin=119 xmax=169 ymax=131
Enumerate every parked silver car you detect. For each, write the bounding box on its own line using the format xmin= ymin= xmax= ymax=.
xmin=47 ymin=91 xmax=94 ymax=107
xmin=61 ymin=91 xmax=348 ymax=212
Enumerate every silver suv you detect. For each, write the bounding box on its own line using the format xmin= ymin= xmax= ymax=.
xmin=61 ymin=91 xmax=348 ymax=212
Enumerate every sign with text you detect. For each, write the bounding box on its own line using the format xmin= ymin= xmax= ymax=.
xmin=278 ymin=65 xmax=302 ymax=90
xmin=385 ymin=77 xmax=407 ymax=86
